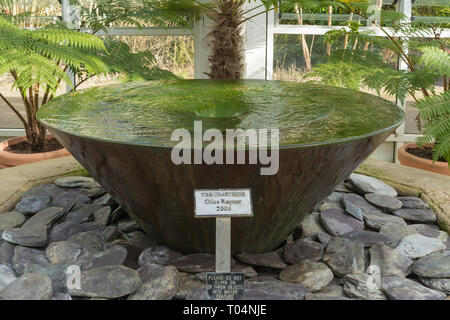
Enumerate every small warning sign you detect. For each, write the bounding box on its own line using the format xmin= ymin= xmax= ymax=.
xmin=206 ymin=272 xmax=245 ymax=300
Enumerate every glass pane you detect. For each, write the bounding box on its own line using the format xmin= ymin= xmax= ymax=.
xmin=273 ymin=34 xmax=398 ymax=104
xmin=0 ymin=35 xmax=193 ymax=130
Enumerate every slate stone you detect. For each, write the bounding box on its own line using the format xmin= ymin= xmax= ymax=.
xmin=320 ymin=208 xmax=365 ymax=236
xmin=419 ymin=278 xmax=450 ymax=294
xmin=322 ymin=237 xmax=365 ymax=277
xmin=80 ymin=222 xmax=106 ymax=233
xmin=93 ymin=206 xmax=111 ymax=225
xmin=0 ymin=242 xmax=15 ymax=267
xmin=46 ymin=241 xmax=85 ymax=264
xmin=121 ymin=231 xmax=158 ymax=251
xmin=283 ymin=238 xmax=324 ymax=264
xmin=109 ymin=206 xmax=127 ymax=223
xmin=279 ymin=261 xmax=333 ymax=292
xmin=12 ymin=246 xmax=49 ymax=275
xmin=175 ymin=272 xmax=206 ymax=300
xmin=22 ymin=207 xmax=64 ymax=229
xmin=92 ymin=194 xmax=117 ymax=207
xmin=409 ymin=224 xmax=448 ymax=242
xmin=128 ymin=265 xmax=178 ymax=300
xmin=298 ymin=212 xmax=326 ymax=238
xmin=364 ymin=194 xmax=402 ymax=211
xmin=369 ymin=243 xmax=414 ymax=277
xmin=342 ymin=230 xmax=396 ymax=247
xmin=0 ymin=273 xmax=53 ymax=300
xmin=118 ymin=219 xmax=140 ymax=233
xmin=319 ymin=201 xmax=343 ymax=212
xmin=54 ymin=176 xmax=99 ymax=189
xmin=325 ymin=192 xmax=346 ymax=203
xmin=245 ymin=276 xmax=311 ymax=300
xmin=137 ymin=263 xmax=165 ymax=282
xmin=343 ymin=193 xmax=382 ymax=221
xmin=67 ymin=231 xmax=105 ymax=253
xmin=348 ymin=174 xmax=397 ymax=197
xmin=413 ymin=251 xmax=450 ymax=278
xmin=2 ymin=225 xmax=48 ymax=247
xmin=305 ymin=295 xmax=352 ymax=300
xmin=14 ymin=196 xmax=51 ymax=215
xmin=51 ymin=191 xmax=90 ymax=213
xmin=343 ymin=272 xmax=387 ymax=300
xmin=106 ymin=239 xmax=141 ymax=270
xmin=395 ymin=234 xmax=446 ymax=259
xmin=21 ymin=183 xmax=66 ymax=199
xmin=381 ymin=275 xmax=446 ymax=300
xmin=363 ymin=211 xmax=407 ymax=231
xmin=379 ymin=224 xmax=418 ymax=247
xmin=317 ymin=232 xmax=333 ymax=246
xmin=138 ymin=246 xmax=183 ymax=266
xmin=52 ymin=293 xmax=72 ymax=300
xmin=0 ymin=212 xmax=26 ymax=231
xmin=232 ymin=264 xmax=258 ymax=278
xmin=64 ymin=204 xmax=102 ymax=224
xmin=22 ymin=263 xmax=70 ymax=293
xmin=68 ymin=265 xmax=142 ymax=298
xmin=102 ymin=226 xmax=120 ymax=242
xmin=169 ymin=254 xmax=224 ymax=273
xmin=236 ymin=250 xmax=286 ymax=269
xmin=80 ymin=186 xmax=106 ymax=199
xmin=304 ymin=285 xmax=347 ymax=300
xmin=398 ymin=196 xmax=430 ymax=209
xmin=0 ymin=264 xmax=17 ymax=291
xmin=48 ymin=221 xmax=84 ymax=243
xmin=392 ymin=208 xmax=437 ymax=224
xmin=76 ymin=245 xmax=128 ymax=270
xmin=335 ymin=182 xmax=353 ymax=193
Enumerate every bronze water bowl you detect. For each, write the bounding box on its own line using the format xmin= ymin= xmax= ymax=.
xmin=37 ymin=80 xmax=404 ymax=254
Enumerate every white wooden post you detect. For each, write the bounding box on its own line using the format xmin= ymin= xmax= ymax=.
xmin=242 ymin=1 xmax=270 ymax=79
xmin=61 ymin=0 xmax=76 ymax=92
xmin=393 ymin=0 xmax=412 ymax=163
xmin=194 ymin=14 xmax=214 ymax=79
xmin=215 ymin=217 xmax=231 ymax=272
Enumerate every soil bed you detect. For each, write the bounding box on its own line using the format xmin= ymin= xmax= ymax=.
xmin=406 ymin=147 xmax=446 ymax=163
xmin=5 ymin=138 xmax=63 ymax=154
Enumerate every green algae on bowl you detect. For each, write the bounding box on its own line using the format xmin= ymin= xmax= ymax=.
xmin=37 ymin=80 xmax=404 ymax=148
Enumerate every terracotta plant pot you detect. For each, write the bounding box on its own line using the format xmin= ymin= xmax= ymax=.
xmin=0 ymin=135 xmax=71 ymax=169
xmin=398 ymin=142 xmax=449 ymax=176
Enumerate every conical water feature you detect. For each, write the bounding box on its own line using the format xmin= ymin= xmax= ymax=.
xmin=37 ymin=80 xmax=404 ymax=254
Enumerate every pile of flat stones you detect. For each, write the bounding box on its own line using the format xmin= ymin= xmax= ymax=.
xmin=0 ymin=174 xmax=449 ymax=300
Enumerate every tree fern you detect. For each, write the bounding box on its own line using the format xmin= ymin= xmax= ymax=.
xmin=0 ymin=14 xmax=109 ymax=151
xmin=415 ymin=91 xmax=450 ymax=164
xmin=311 ymin=5 xmax=449 ymax=164
xmin=418 ymin=46 xmax=450 ymax=77
xmin=95 ymin=38 xmax=178 ymax=82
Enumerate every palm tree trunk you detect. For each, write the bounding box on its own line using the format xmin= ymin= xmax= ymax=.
xmin=208 ymin=0 xmax=243 ymax=79
xmin=295 ymin=4 xmax=312 ymax=71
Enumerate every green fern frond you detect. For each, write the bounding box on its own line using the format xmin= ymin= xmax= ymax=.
xmin=32 ymin=28 xmax=107 ymax=51
xmin=432 ymin=131 xmax=450 ymax=164
xmin=415 ymin=91 xmax=450 ymax=120
xmin=418 ymin=46 xmax=450 ymax=77
xmin=415 ymin=92 xmax=450 ymax=164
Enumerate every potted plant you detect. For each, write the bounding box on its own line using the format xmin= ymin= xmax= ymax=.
xmin=0 ymin=0 xmax=182 ymax=168
xmin=0 ymin=12 xmax=108 ymax=167
xmin=308 ymin=3 xmax=449 ymax=175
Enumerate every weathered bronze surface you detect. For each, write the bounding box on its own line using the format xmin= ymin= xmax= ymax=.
xmin=47 ymin=128 xmax=393 ymax=254
xmin=38 ymin=80 xmax=403 ymax=254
